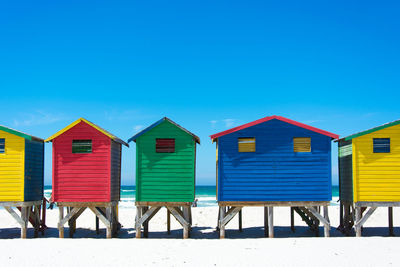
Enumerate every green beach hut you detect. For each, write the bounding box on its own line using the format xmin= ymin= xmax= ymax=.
xmin=128 ymin=117 xmax=200 ymax=238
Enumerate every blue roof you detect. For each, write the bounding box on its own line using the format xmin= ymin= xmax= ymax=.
xmin=128 ymin=117 xmax=200 ymax=144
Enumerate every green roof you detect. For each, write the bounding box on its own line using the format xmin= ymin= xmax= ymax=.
xmin=344 ymin=119 xmax=400 ymax=141
xmin=0 ymin=125 xmax=44 ymax=142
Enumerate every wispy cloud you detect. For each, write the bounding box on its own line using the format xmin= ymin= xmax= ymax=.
xmin=133 ymin=125 xmax=144 ymax=133
xmin=13 ymin=111 xmax=67 ymax=127
xmin=223 ymin=119 xmax=235 ymax=128
xmin=302 ymin=119 xmax=324 ymax=125
xmin=209 ymin=120 xmax=218 ymax=128
xmin=104 ymin=110 xmax=154 ymax=121
xmin=362 ymin=112 xmax=378 ymax=118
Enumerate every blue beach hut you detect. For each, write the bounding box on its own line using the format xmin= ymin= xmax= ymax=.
xmin=210 ymin=115 xmax=339 ymax=238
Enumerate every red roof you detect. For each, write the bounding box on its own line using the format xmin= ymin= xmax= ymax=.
xmin=210 ymin=115 xmax=339 ymax=140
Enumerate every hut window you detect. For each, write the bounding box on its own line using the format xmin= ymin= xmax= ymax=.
xmin=238 ymin=138 xmax=256 ymax=152
xmin=72 ymin=140 xmax=92 ymax=153
xmin=373 ymin=138 xmax=390 ymax=153
xmin=156 ymin=138 xmax=175 ymax=153
xmin=293 ymin=137 xmax=311 ymax=152
xmin=0 ymin=138 xmax=4 ymax=153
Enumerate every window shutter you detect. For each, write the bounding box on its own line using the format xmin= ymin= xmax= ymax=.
xmin=0 ymin=138 xmax=4 ymax=153
xmin=156 ymin=138 xmax=175 ymax=153
xmin=293 ymin=137 xmax=311 ymax=152
xmin=238 ymin=138 xmax=256 ymax=152
xmin=373 ymin=138 xmax=390 ymax=153
xmin=72 ymin=140 xmax=92 ymax=153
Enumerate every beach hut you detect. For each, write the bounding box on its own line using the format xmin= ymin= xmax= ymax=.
xmin=210 ymin=115 xmax=338 ymax=238
xmin=45 ymin=118 xmax=128 ymax=238
xmin=128 ymin=117 xmax=200 ymax=239
xmin=337 ymin=119 xmax=400 ymax=236
xmin=0 ymin=125 xmax=46 ymax=238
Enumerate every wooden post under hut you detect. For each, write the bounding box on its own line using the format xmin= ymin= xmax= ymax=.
xmin=135 ymin=202 xmax=192 ymax=239
xmin=1 ymin=200 xmax=46 ymax=238
xmin=57 ymin=202 xmax=119 ymax=238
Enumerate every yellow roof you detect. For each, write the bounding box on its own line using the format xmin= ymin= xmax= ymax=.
xmin=45 ymin=118 xmax=129 ymax=147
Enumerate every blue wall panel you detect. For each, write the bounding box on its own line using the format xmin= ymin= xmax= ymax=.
xmin=24 ymin=139 xmax=44 ymax=201
xmin=218 ymin=119 xmax=332 ymax=201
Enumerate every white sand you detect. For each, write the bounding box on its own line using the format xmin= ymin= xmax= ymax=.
xmin=0 ymin=206 xmax=398 ymax=266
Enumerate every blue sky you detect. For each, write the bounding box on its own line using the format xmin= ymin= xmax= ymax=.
xmin=0 ymin=1 xmax=399 ymax=185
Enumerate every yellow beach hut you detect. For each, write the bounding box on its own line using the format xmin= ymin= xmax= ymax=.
xmin=0 ymin=125 xmax=45 ymax=238
xmin=338 ymin=119 xmax=400 ymax=236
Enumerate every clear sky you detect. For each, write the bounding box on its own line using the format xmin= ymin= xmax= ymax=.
xmin=1 ymin=1 xmax=399 ymax=185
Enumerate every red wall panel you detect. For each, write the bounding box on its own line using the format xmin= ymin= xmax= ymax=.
xmin=52 ymin=122 xmax=111 ymax=202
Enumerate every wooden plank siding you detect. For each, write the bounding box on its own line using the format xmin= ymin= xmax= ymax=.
xmin=135 ymin=120 xmax=196 ymax=202
xmin=338 ymin=139 xmax=353 ymax=202
xmin=52 ymin=121 xmax=112 ymax=202
xmin=110 ymin=140 xmax=121 ymax=201
xmin=0 ymin=130 xmax=25 ymax=201
xmin=23 ymin=139 xmax=44 ymax=201
xmin=353 ymin=124 xmax=400 ymax=202
xmin=217 ymin=119 xmax=332 ymax=202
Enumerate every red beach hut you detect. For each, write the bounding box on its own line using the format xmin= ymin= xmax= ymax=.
xmin=45 ymin=118 xmax=128 ymax=238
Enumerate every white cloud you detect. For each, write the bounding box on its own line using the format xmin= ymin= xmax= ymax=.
xmin=104 ymin=110 xmax=154 ymax=121
xmin=13 ymin=111 xmax=67 ymax=127
xmin=209 ymin=120 xmax=218 ymax=127
xmin=303 ymin=119 xmax=324 ymax=125
xmin=133 ymin=125 xmax=144 ymax=132
xmin=223 ymin=119 xmax=235 ymax=128
xmin=362 ymin=112 xmax=378 ymax=118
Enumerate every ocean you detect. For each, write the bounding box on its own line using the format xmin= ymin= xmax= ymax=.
xmin=44 ymin=185 xmax=340 ymax=208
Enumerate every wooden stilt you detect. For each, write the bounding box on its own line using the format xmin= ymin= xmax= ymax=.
xmin=264 ymin=206 xmax=268 ymax=237
xmin=135 ymin=206 xmax=142 ymax=238
xmin=143 ymin=206 xmax=149 ymax=238
xmin=20 ymin=207 xmax=27 ymax=239
xmin=268 ymin=207 xmax=274 ymax=238
xmin=389 ymin=207 xmax=394 ymax=236
xmin=67 ymin=207 xmax=73 ymax=238
xmin=313 ymin=207 xmax=320 ymax=237
xmin=96 ymin=216 xmax=99 ymax=234
xmin=58 ymin=206 xmax=64 ymax=238
xmin=34 ymin=206 xmax=39 ymax=238
xmin=189 ymin=206 xmax=192 ymax=225
xmin=238 ymin=209 xmax=242 ymax=232
xmin=106 ymin=207 xmax=112 ymax=239
xmin=219 ymin=206 xmax=226 ymax=239
xmin=355 ymin=207 xmax=362 ymax=237
xmin=183 ymin=206 xmax=190 ymax=239
xmin=323 ymin=206 xmax=330 ymax=237
xmin=217 ymin=207 xmax=220 ymax=231
xmin=167 ymin=209 xmax=171 ymax=235
xmin=290 ymin=207 xmax=295 ymax=232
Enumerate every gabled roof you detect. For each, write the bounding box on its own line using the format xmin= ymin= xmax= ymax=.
xmin=210 ymin=115 xmax=339 ymax=141
xmin=340 ymin=119 xmax=400 ymax=141
xmin=128 ymin=117 xmax=200 ymax=144
xmin=0 ymin=125 xmax=44 ymax=142
xmin=45 ymin=118 xmax=129 ymax=147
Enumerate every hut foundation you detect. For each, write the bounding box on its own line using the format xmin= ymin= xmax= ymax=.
xmin=351 ymin=202 xmax=398 ymax=237
xmin=135 ymin=202 xmax=192 ymax=239
xmin=57 ymin=201 xmax=119 ymax=238
xmin=217 ymin=201 xmax=330 ymax=239
xmin=0 ymin=200 xmax=46 ymax=238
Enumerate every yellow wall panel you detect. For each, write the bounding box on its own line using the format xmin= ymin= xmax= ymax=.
xmin=0 ymin=130 xmax=24 ymax=201
xmin=353 ymin=124 xmax=400 ymax=202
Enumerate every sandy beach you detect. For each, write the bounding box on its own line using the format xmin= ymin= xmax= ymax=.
xmin=0 ymin=206 xmax=398 ymax=266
